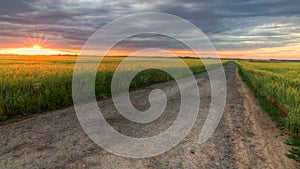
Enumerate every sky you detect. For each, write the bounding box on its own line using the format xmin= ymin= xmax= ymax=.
xmin=0 ymin=0 xmax=300 ymax=59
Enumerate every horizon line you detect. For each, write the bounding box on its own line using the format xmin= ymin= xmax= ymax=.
xmin=0 ymin=54 xmax=299 ymax=61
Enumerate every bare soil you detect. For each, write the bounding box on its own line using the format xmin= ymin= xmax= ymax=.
xmin=0 ymin=63 xmax=298 ymax=169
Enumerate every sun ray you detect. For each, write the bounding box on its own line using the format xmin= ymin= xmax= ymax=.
xmin=21 ymin=32 xmax=48 ymax=48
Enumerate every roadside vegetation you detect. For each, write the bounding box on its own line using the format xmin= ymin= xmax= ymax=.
xmin=236 ymin=61 xmax=300 ymax=161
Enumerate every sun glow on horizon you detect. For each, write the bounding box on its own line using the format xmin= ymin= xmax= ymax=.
xmin=0 ymin=45 xmax=75 ymax=56
xmin=0 ymin=43 xmax=300 ymax=59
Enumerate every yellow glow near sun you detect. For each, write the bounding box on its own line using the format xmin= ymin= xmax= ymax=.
xmin=33 ymin=45 xmax=41 ymax=49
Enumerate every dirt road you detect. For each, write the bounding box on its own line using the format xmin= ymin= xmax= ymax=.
xmin=0 ymin=63 xmax=298 ymax=168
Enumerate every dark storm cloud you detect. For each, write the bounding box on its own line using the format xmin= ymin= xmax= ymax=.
xmin=0 ymin=0 xmax=35 ymax=15
xmin=114 ymin=34 xmax=189 ymax=50
xmin=161 ymin=0 xmax=300 ymax=33
xmin=0 ymin=0 xmax=300 ymax=51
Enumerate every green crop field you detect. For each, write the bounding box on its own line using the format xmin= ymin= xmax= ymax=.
xmin=0 ymin=55 xmax=226 ymax=122
xmin=237 ymin=61 xmax=300 ymax=161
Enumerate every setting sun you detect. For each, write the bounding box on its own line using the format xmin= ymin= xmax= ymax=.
xmin=33 ymin=45 xmax=41 ymax=49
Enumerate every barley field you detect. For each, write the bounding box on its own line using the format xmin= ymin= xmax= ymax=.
xmin=0 ymin=55 xmax=225 ymax=122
